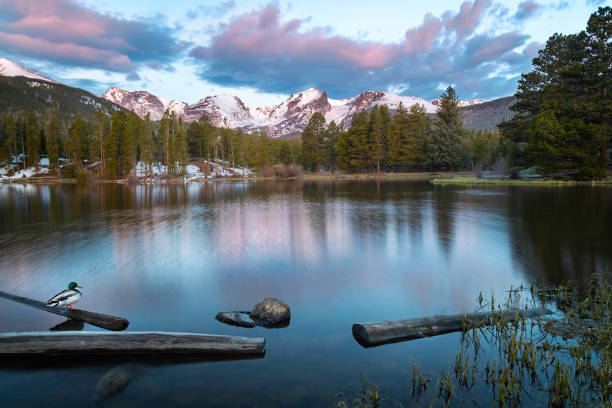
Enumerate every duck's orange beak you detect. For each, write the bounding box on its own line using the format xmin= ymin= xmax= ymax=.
xmin=76 ymin=285 xmax=83 ymax=288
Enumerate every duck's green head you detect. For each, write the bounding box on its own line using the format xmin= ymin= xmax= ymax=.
xmin=68 ymin=282 xmax=82 ymax=290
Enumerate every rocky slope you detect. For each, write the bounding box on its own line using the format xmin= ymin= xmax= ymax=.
xmin=459 ymin=96 xmax=516 ymax=130
xmin=102 ymin=87 xmax=186 ymax=121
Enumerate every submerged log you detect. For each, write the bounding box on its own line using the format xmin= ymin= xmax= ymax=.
xmin=0 ymin=332 xmax=266 ymax=356
xmin=352 ymin=308 xmax=551 ymax=347
xmin=0 ymin=289 xmax=129 ymax=331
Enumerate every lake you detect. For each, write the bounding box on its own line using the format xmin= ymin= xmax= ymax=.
xmin=0 ymin=180 xmax=610 ymax=407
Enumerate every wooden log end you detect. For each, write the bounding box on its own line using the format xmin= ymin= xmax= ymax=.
xmin=352 ymin=323 xmax=370 ymax=346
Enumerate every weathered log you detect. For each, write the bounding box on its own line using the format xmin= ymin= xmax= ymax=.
xmin=352 ymin=308 xmax=551 ymax=347
xmin=0 ymin=332 xmax=266 ymax=356
xmin=0 ymin=289 xmax=129 ymax=331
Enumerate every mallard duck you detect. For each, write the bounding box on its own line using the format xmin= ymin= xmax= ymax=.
xmin=47 ymin=282 xmax=83 ymax=309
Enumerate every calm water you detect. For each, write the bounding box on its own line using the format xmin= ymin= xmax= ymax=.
xmin=0 ymin=180 xmax=610 ymax=407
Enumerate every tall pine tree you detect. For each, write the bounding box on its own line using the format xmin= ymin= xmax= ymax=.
xmin=425 ymin=86 xmax=468 ymax=170
xmin=300 ymin=112 xmax=326 ymax=172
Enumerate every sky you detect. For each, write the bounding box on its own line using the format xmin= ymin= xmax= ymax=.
xmin=0 ymin=0 xmax=609 ymax=107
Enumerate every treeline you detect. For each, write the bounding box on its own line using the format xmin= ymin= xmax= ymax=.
xmin=300 ymin=86 xmax=503 ymax=173
xmin=301 ymin=7 xmax=610 ymax=180
xmin=500 ymin=6 xmax=610 ymax=180
xmin=0 ymin=110 xmax=300 ymax=178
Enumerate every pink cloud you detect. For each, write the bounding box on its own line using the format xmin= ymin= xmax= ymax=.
xmin=403 ymin=13 xmax=444 ymax=54
xmin=200 ymin=3 xmax=398 ymax=70
xmin=0 ymin=0 xmax=183 ymax=72
xmin=190 ymin=1 xmax=532 ymax=100
xmin=0 ymin=32 xmax=135 ymax=71
xmin=444 ymin=0 xmax=492 ymax=39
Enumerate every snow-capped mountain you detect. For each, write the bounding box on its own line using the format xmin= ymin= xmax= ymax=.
xmin=102 ymin=87 xmax=459 ymax=138
xmin=102 ymin=87 xmax=186 ymax=121
xmin=182 ymin=94 xmax=253 ymax=127
xmin=0 ymin=58 xmax=56 ymax=83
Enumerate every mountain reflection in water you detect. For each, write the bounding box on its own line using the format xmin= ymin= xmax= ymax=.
xmin=0 ymin=180 xmax=610 ymax=407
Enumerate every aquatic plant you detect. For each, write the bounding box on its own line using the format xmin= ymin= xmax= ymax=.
xmin=340 ymin=274 xmax=611 ymax=407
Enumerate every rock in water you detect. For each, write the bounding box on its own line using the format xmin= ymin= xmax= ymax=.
xmin=215 ymin=311 xmax=255 ymax=328
xmin=250 ymin=298 xmax=291 ymax=326
xmin=94 ymin=363 xmax=140 ymax=402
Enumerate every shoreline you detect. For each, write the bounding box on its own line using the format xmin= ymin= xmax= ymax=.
xmin=431 ymin=176 xmax=612 ymax=186
xmin=1 ymin=172 xmax=459 ymax=185
xmin=3 ymin=172 xmax=611 ymax=186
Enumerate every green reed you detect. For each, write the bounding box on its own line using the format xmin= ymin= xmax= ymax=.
xmin=338 ymin=273 xmax=611 ymax=407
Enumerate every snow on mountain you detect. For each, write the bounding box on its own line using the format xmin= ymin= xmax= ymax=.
xmin=0 ymin=58 xmax=56 ymax=83
xmin=182 ymin=94 xmax=253 ymax=127
xmin=257 ymin=88 xmax=331 ymax=137
xmin=163 ymin=100 xmax=188 ymax=117
xmin=102 ymin=87 xmax=166 ymax=120
xmin=102 ymin=86 xmax=488 ymax=138
xmin=431 ymin=98 xmax=488 ymax=107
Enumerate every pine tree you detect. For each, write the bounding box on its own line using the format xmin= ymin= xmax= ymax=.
xmin=404 ymin=104 xmax=428 ymax=167
xmin=0 ymin=116 xmax=16 ymax=166
xmin=322 ymin=121 xmax=340 ymax=172
xmin=16 ymin=115 xmax=26 ymax=169
xmin=91 ymin=111 xmax=109 ymax=176
xmin=279 ymin=141 xmax=291 ymax=165
xmin=335 ymin=128 xmax=351 ymax=172
xmin=106 ymin=111 xmax=126 ymax=178
xmin=138 ymin=113 xmax=154 ymax=178
xmin=300 ymin=112 xmax=326 ymax=171
xmin=425 ymin=86 xmax=468 ymax=170
xmin=175 ymin=119 xmax=188 ymax=174
xmin=253 ymin=130 xmax=271 ymax=171
xmin=121 ymin=112 xmax=137 ymax=175
xmin=386 ymin=103 xmax=407 ymax=170
xmin=584 ymin=7 xmax=611 ymax=172
xmin=368 ymin=106 xmax=386 ymax=172
xmin=500 ymin=7 xmax=611 ymax=179
xmin=159 ymin=113 xmax=170 ymax=171
xmin=347 ymin=110 xmax=370 ymax=172
xmin=525 ymin=105 xmax=600 ymax=179
xmin=66 ymin=115 xmax=84 ymax=170
xmin=46 ymin=111 xmax=62 ymax=175
xmin=25 ymin=112 xmax=40 ymax=168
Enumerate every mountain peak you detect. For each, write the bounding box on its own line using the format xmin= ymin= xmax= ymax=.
xmin=0 ymin=58 xmax=56 ymax=83
xmin=101 ymin=86 xmax=491 ymax=138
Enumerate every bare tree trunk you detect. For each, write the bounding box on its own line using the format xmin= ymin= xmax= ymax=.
xmin=100 ymin=137 xmax=104 ymax=176
xmin=602 ymin=87 xmax=608 ymax=174
xmin=21 ymin=137 xmax=26 ymax=169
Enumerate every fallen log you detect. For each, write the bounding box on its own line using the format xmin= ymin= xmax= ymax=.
xmin=0 ymin=332 xmax=266 ymax=357
xmin=352 ymin=308 xmax=551 ymax=347
xmin=0 ymin=289 xmax=129 ymax=331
